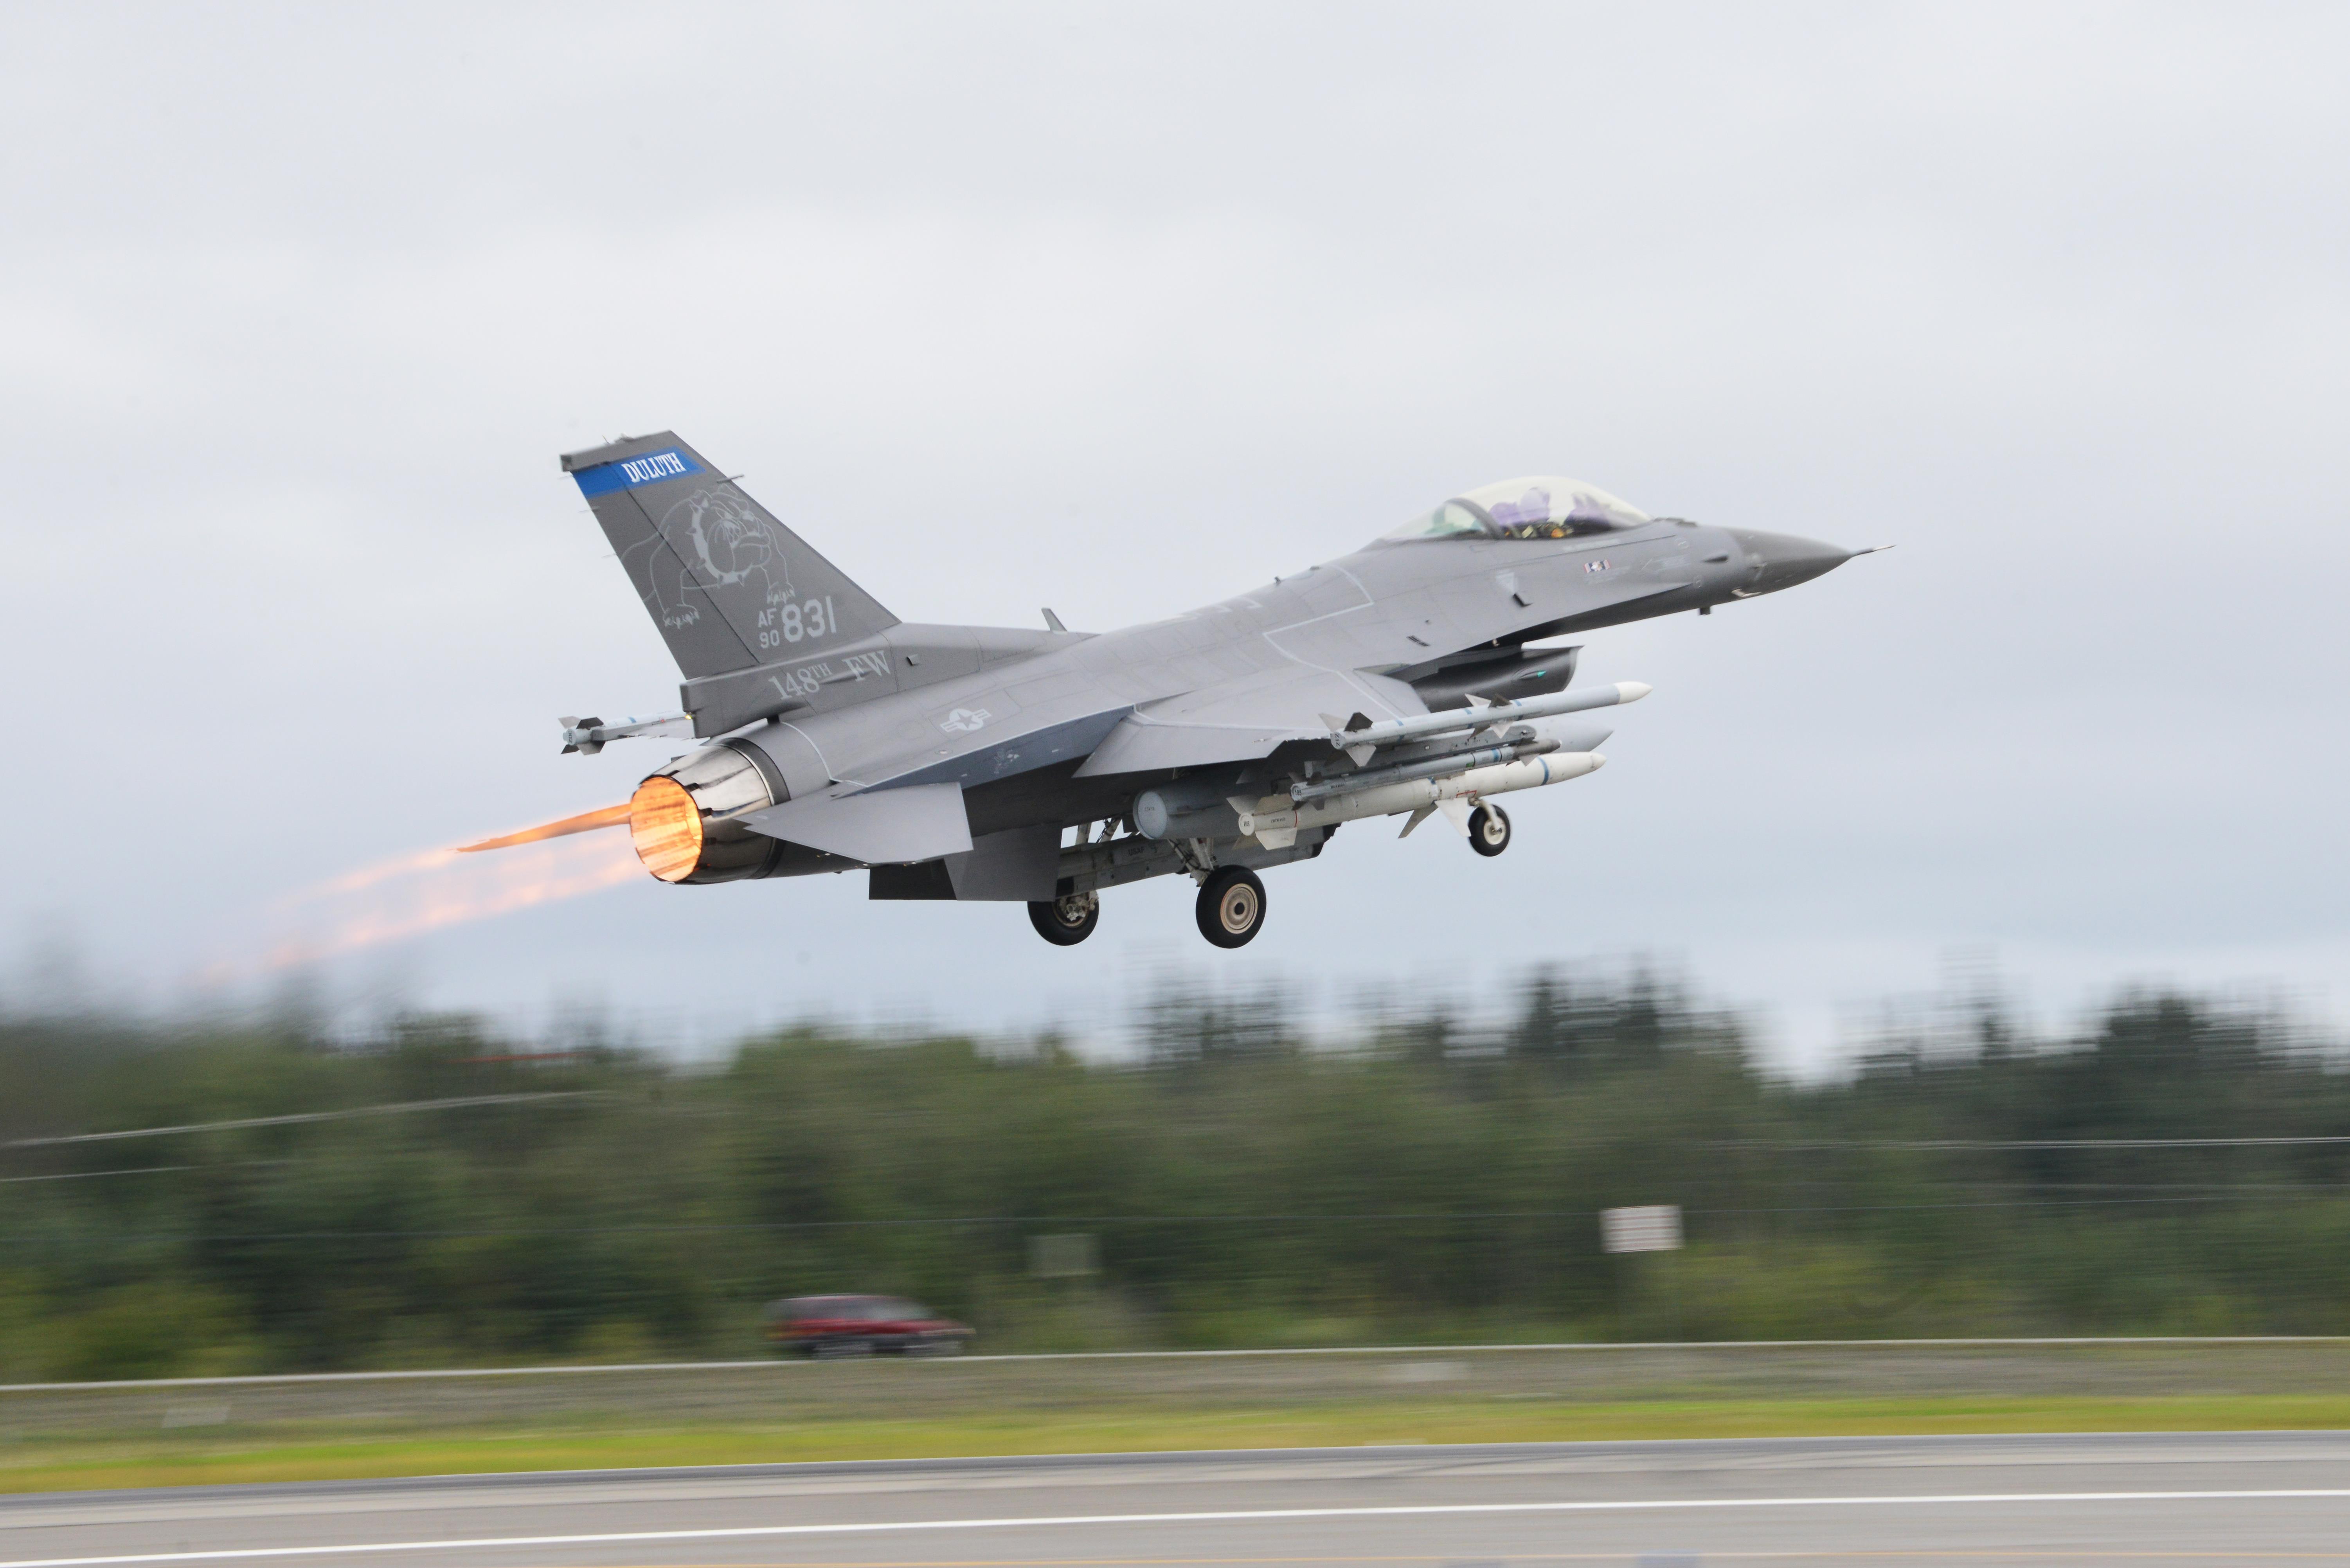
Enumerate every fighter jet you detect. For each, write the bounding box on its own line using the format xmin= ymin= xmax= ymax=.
xmin=462 ymin=433 xmax=1862 ymax=948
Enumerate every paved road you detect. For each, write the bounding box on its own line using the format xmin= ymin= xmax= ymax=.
xmin=4 ymin=1433 xmax=2348 ymax=1566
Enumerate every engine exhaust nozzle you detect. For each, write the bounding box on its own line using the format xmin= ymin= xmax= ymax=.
xmin=627 ymin=741 xmax=789 ymax=883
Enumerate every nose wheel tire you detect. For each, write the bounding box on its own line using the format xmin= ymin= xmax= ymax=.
xmin=1467 ymin=804 xmax=1511 ymax=857
xmin=1196 ymin=866 xmax=1267 ymax=948
xmin=1028 ymin=892 xmax=1099 ymax=946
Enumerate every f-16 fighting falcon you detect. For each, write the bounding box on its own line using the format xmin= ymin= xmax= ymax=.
xmin=462 ymin=434 xmax=1864 ymax=948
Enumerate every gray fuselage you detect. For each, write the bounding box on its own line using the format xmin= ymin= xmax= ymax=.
xmin=723 ymin=518 xmax=1843 ymax=846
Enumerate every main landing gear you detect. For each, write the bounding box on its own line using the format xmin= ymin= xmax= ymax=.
xmin=1027 ymin=891 xmax=1099 ymax=946
xmin=1028 ymin=871 xmax=1269 ymax=949
xmin=1467 ymin=804 xmax=1511 ymax=858
xmin=1030 ymin=801 xmax=1502 ymax=948
xmin=1195 ymin=865 xmax=1267 ymax=949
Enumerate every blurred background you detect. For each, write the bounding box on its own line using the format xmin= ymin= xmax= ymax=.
xmin=3 ymin=3 xmax=2347 ymax=1382
xmin=5 ymin=974 xmax=2346 ymax=1380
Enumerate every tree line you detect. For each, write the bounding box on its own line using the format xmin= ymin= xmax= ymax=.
xmin=2 ymin=973 xmax=2346 ymax=1380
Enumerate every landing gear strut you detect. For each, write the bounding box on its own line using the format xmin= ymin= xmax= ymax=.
xmin=1467 ymin=804 xmax=1511 ymax=857
xmin=1195 ymin=865 xmax=1267 ymax=948
xmin=1028 ymin=892 xmax=1099 ymax=945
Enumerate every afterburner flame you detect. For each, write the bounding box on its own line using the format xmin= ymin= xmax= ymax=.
xmin=628 ymin=776 xmax=703 ymax=882
xmin=455 ymin=802 xmax=631 ymax=854
xmin=244 ymin=796 xmax=657 ymax=973
xmin=260 ymin=830 xmax=641 ymax=969
xmin=297 ymin=846 xmax=460 ymax=900
xmin=237 ymin=779 xmax=711 ymax=975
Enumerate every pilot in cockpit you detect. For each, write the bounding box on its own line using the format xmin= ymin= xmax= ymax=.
xmin=1379 ymin=476 xmax=1650 ymax=544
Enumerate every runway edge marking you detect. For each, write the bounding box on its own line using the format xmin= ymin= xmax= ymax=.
xmin=6 ymin=1490 xmax=2350 ymax=1567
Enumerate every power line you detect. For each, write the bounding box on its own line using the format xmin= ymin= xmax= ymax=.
xmin=8 ymin=1190 xmax=2348 ymax=1244
xmin=12 ymin=1105 xmax=2341 ymax=1155
xmin=0 ymin=1165 xmax=193 ymax=1185
xmin=0 ymin=1092 xmax=604 ymax=1149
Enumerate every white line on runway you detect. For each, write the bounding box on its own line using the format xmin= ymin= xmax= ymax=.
xmin=6 ymin=1490 xmax=2349 ymax=1567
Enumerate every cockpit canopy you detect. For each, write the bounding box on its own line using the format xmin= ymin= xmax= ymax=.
xmin=1379 ymin=476 xmax=1651 ymax=544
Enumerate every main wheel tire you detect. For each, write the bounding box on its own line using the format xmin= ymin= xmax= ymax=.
xmin=1196 ymin=865 xmax=1267 ymax=948
xmin=1467 ymin=804 xmax=1511 ymax=857
xmin=1028 ymin=893 xmax=1099 ymax=945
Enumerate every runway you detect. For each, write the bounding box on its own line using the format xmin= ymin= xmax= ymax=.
xmin=4 ymin=1433 xmax=2348 ymax=1567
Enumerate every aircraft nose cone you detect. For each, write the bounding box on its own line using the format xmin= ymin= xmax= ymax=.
xmin=1723 ymin=529 xmax=1854 ymax=595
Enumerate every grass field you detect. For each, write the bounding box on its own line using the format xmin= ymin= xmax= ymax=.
xmin=9 ymin=1392 xmax=2350 ymax=1494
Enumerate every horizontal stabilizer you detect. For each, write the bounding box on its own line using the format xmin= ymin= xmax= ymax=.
xmin=738 ymin=783 xmax=972 ymax=864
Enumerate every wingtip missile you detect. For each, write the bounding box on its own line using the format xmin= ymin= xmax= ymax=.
xmin=556 ymin=713 xmax=694 ymax=756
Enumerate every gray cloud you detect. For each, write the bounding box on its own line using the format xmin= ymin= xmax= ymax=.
xmin=4 ymin=3 xmax=2345 ymax=1065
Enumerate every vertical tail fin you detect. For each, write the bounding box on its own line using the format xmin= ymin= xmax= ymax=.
xmin=560 ymin=433 xmax=898 ymax=679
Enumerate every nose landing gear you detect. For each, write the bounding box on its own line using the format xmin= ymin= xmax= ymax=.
xmin=1467 ymin=804 xmax=1511 ymax=857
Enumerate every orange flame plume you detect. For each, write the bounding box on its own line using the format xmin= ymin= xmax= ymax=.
xmin=455 ymin=802 xmax=632 ymax=853
xmin=252 ymin=801 xmax=645 ymax=970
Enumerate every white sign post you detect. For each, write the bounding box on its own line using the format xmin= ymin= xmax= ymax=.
xmin=1601 ymin=1205 xmax=1684 ymax=1341
xmin=1601 ymin=1204 xmax=1683 ymax=1254
xmin=1029 ymin=1232 xmax=1099 ymax=1278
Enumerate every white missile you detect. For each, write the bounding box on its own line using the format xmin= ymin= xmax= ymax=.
xmin=1290 ymin=737 xmax=1558 ymax=803
xmin=1231 ymin=751 xmax=1607 ymax=849
xmin=558 ymin=712 xmax=694 ymax=755
xmin=1323 ymin=681 xmax=1649 ymax=758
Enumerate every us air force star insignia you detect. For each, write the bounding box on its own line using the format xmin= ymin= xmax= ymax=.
xmin=940 ymin=708 xmax=993 ymax=735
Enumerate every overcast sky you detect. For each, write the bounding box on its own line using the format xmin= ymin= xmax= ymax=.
xmin=4 ymin=4 xmax=2345 ymax=1067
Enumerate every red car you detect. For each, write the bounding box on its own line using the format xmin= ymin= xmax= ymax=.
xmin=763 ymin=1294 xmax=973 ymax=1358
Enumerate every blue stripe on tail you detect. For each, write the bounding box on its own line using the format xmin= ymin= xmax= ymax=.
xmin=572 ymin=447 xmax=704 ymax=497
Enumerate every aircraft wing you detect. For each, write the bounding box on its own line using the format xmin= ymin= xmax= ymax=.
xmin=1074 ymin=667 xmax=1427 ymax=778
